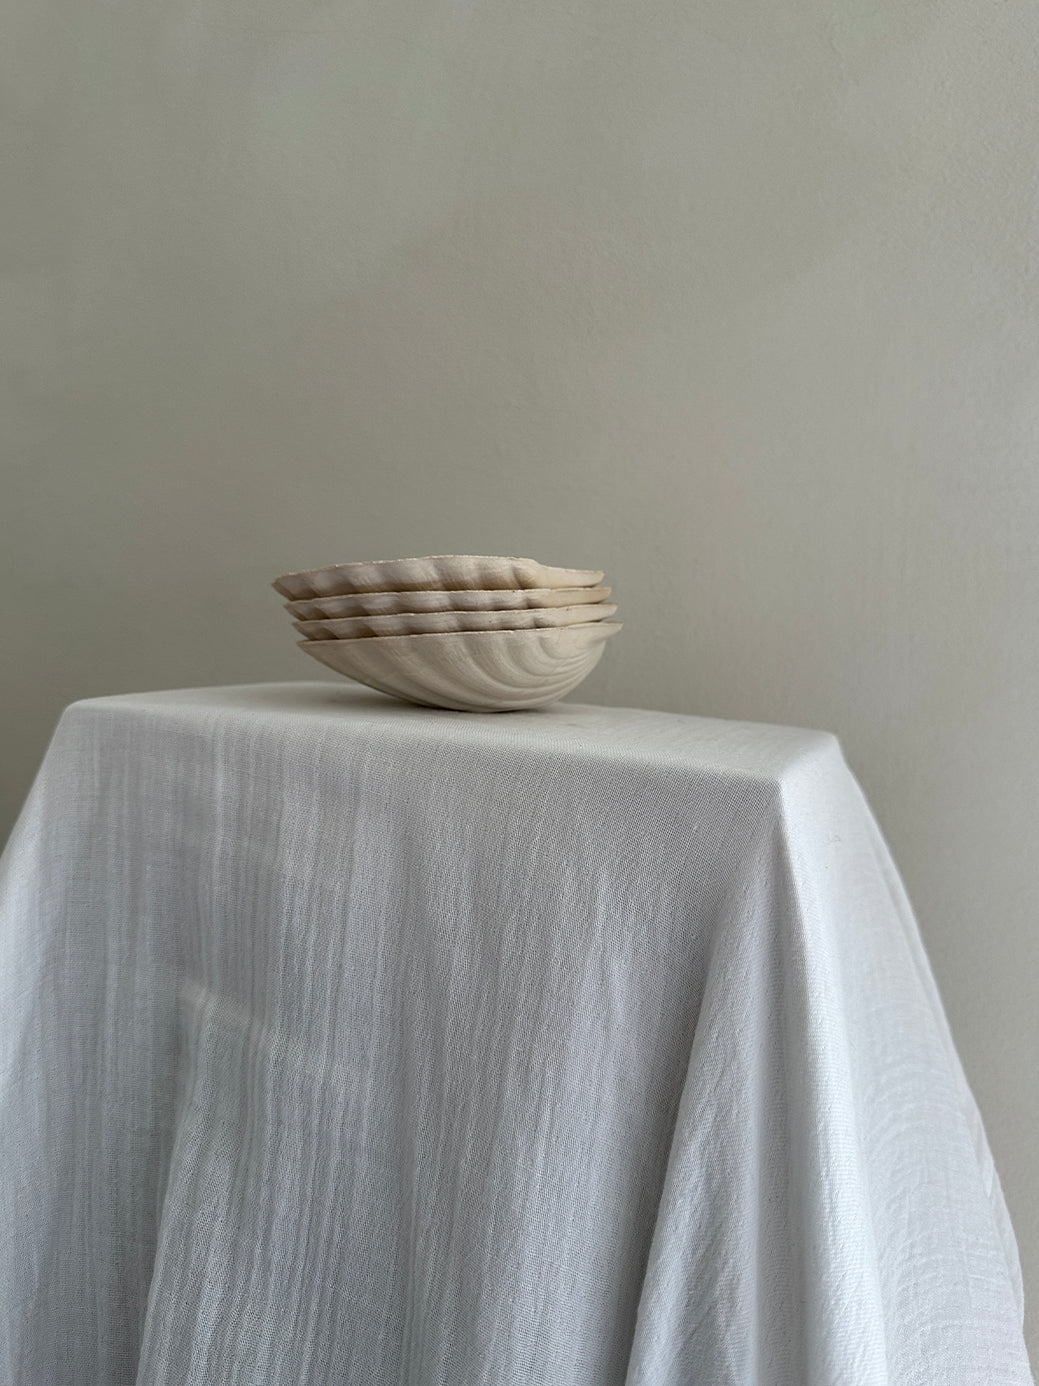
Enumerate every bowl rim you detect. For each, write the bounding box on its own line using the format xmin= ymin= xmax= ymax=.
xmin=296 ymin=620 xmax=622 ymax=647
xmin=283 ymin=585 xmax=613 ymax=614
xmin=273 ymin=555 xmax=606 ymax=595
xmin=277 ymin=553 xmax=598 ymax=577
xmin=292 ymin=604 xmax=618 ymax=636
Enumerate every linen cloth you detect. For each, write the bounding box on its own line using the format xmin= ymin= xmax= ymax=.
xmin=0 ymin=681 xmax=1031 ymax=1386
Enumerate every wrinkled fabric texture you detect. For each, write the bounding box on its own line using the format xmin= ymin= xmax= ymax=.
xmin=0 ymin=682 xmax=1031 ymax=1386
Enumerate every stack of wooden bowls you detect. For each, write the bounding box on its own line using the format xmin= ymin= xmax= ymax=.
xmin=273 ymin=555 xmax=621 ymax=712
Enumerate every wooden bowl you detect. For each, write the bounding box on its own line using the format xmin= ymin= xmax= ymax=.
xmin=292 ymin=603 xmax=617 ymax=641
xmin=284 ymin=586 xmax=611 ymax=620
xmin=297 ymin=622 xmax=622 ymax=711
xmin=273 ymin=555 xmax=605 ymax=600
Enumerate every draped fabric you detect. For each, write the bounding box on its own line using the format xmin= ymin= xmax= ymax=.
xmin=0 ymin=683 xmax=1031 ymax=1384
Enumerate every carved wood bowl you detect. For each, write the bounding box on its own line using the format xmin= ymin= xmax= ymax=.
xmin=284 ymin=586 xmax=611 ymax=620
xmin=273 ymin=555 xmax=605 ymax=601
xmin=297 ymin=622 xmax=622 ymax=712
xmin=293 ymin=603 xmax=617 ymax=641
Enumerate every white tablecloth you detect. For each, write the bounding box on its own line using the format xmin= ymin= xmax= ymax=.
xmin=0 ymin=682 xmax=1031 ymax=1385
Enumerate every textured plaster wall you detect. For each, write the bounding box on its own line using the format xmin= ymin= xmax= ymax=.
xmin=3 ymin=0 xmax=1037 ymax=1359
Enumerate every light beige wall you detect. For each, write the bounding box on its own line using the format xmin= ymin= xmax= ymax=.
xmin=3 ymin=0 xmax=1037 ymax=1357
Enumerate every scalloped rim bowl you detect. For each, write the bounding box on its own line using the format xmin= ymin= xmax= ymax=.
xmin=293 ymin=603 xmax=618 ymax=641
xmin=298 ymin=622 xmax=622 ymax=711
xmin=273 ymin=555 xmax=605 ymax=600
xmin=285 ymin=585 xmax=612 ymax=620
